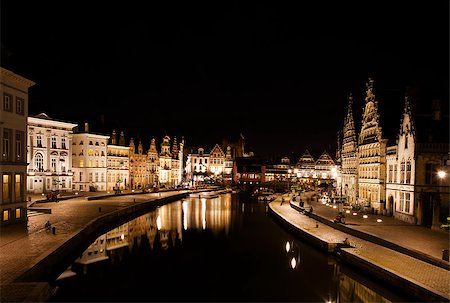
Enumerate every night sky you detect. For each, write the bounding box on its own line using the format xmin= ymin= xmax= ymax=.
xmin=1 ymin=1 xmax=448 ymax=159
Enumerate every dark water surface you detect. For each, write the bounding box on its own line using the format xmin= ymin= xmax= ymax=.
xmin=50 ymin=193 xmax=411 ymax=302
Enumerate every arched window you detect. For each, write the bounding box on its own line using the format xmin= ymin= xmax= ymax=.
xmin=35 ymin=153 xmax=44 ymax=171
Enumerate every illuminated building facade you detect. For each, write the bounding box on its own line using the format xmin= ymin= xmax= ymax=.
xmin=129 ymin=138 xmax=147 ymax=189
xmin=71 ymin=125 xmax=109 ymax=192
xmin=185 ymin=147 xmax=210 ymax=185
xmin=357 ymin=78 xmax=388 ymax=213
xmin=340 ymin=94 xmax=358 ymax=204
xmin=27 ymin=113 xmax=77 ymax=194
xmin=107 ymin=130 xmax=130 ymax=191
xmin=386 ymin=97 xmax=449 ymax=228
xmin=315 ymin=151 xmax=336 ymax=180
xmin=146 ymin=138 xmax=159 ymax=188
xmin=0 ymin=67 xmax=35 ymax=225
xmin=208 ymin=144 xmax=225 ymax=180
xmin=295 ymin=149 xmax=316 ymax=179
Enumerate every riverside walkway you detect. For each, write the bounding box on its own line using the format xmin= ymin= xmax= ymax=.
xmin=0 ymin=189 xmax=200 ymax=302
xmin=269 ymin=192 xmax=450 ymax=303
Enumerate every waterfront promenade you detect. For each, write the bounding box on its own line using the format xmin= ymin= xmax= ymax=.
xmin=269 ymin=192 xmax=450 ymax=302
xmin=1 ymin=189 xmax=449 ymax=302
xmin=0 ymin=189 xmax=195 ymax=302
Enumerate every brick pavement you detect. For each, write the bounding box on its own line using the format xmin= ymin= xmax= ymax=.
xmin=270 ymin=193 xmax=450 ymax=302
xmin=0 ymin=190 xmax=190 ymax=302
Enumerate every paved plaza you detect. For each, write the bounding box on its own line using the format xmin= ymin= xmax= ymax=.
xmin=270 ymin=191 xmax=450 ymax=302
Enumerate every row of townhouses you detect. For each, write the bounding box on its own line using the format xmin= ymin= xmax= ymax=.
xmin=1 ymin=66 xmax=246 ymax=226
xmin=336 ymin=78 xmax=449 ymax=230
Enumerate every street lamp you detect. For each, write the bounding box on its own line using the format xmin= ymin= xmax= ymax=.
xmin=437 ymin=170 xmax=446 ymax=179
xmin=288 ymin=169 xmax=292 ymax=194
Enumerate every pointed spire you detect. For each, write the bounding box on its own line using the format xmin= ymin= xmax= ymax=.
xmin=111 ymin=129 xmax=117 ymax=145
xmin=365 ymin=77 xmax=375 ymax=104
xmin=138 ymin=140 xmax=143 ymax=154
xmin=119 ymin=131 xmax=125 ymax=146
xmin=172 ymin=136 xmax=178 ymax=159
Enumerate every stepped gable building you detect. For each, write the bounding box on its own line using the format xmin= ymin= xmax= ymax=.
xmin=158 ymin=135 xmax=184 ymax=187
xmin=357 ymin=77 xmax=388 ymax=213
xmin=27 ymin=113 xmax=77 ymax=194
xmin=147 ymin=138 xmax=159 ymax=189
xmin=72 ymin=123 xmax=109 ymax=192
xmin=386 ymin=96 xmax=449 ymax=229
xmin=223 ymin=146 xmax=234 ymax=184
xmin=209 ymin=143 xmax=226 ymax=180
xmin=340 ymin=93 xmax=359 ymax=204
xmin=169 ymin=136 xmax=184 ymax=186
xmin=129 ymin=137 xmax=147 ymax=189
xmin=1 ymin=67 xmax=35 ymax=225
xmin=106 ymin=130 xmax=130 ymax=191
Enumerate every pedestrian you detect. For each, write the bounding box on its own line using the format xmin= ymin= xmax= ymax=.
xmin=309 ymin=206 xmax=313 ymax=214
xmin=45 ymin=220 xmax=52 ymax=232
xmin=281 ymin=197 xmax=284 ymax=205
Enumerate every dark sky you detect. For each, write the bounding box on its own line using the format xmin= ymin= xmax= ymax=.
xmin=1 ymin=1 xmax=448 ymax=159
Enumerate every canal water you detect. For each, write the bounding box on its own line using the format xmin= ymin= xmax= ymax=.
xmin=50 ymin=193 xmax=411 ymax=302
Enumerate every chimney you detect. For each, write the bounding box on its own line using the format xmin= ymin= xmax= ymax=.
xmin=84 ymin=122 xmax=89 ymax=132
xmin=432 ymin=99 xmax=442 ymax=121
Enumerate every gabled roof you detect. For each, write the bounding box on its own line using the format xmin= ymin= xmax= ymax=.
xmin=315 ymin=151 xmax=335 ymax=166
xmin=296 ymin=149 xmax=315 ymax=167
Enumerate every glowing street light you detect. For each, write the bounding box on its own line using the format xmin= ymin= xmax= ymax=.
xmin=285 ymin=241 xmax=291 ymax=253
xmin=437 ymin=170 xmax=446 ymax=179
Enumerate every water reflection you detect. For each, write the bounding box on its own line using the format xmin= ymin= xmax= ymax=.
xmin=56 ymin=194 xmax=409 ymax=302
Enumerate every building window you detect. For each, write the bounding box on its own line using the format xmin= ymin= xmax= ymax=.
xmin=3 ymin=128 xmax=11 ymax=160
xmin=388 ymin=165 xmax=393 ymax=183
xmin=35 ymin=153 xmax=44 ymax=171
xmin=89 ymin=160 xmax=92 ymax=167
xmin=79 ymin=159 xmax=84 ymax=167
xmin=95 ymin=172 xmax=99 ymax=182
xmin=15 ymin=131 xmax=24 ymax=161
xmin=15 ymin=208 xmax=21 ymax=219
xmin=61 ymin=138 xmax=66 ymax=149
xmin=400 ymin=161 xmax=405 ymax=184
xmin=425 ymin=163 xmax=437 ymax=185
xmin=3 ymin=93 xmax=12 ymax=111
xmin=405 ymin=193 xmax=411 ymax=213
xmin=3 ymin=174 xmax=11 ymax=202
xmin=15 ymin=174 xmax=23 ymax=202
xmin=51 ymin=158 xmax=57 ymax=172
xmin=89 ymin=149 xmax=93 ymax=156
xmin=79 ymin=172 xmax=83 ymax=181
xmin=404 ymin=133 xmax=408 ymax=149
xmin=51 ymin=137 xmax=57 ymax=149
xmin=89 ymin=173 xmax=93 ymax=182
xmin=406 ymin=161 xmax=411 ymax=184
xmin=37 ymin=135 xmax=42 ymax=147
xmin=79 ymin=140 xmax=84 ymax=145
xmin=3 ymin=210 xmax=9 ymax=221
xmin=16 ymin=97 xmax=24 ymax=115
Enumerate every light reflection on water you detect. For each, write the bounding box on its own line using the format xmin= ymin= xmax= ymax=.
xmin=52 ymin=193 xmax=409 ymax=302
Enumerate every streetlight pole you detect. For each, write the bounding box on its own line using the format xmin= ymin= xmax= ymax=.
xmin=288 ymin=169 xmax=292 ymax=196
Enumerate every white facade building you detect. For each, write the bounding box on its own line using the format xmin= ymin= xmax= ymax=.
xmin=27 ymin=113 xmax=77 ymax=194
xmin=71 ymin=125 xmax=109 ymax=192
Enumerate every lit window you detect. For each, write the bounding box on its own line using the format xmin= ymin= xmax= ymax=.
xmin=3 ymin=174 xmax=11 ymax=202
xmin=15 ymin=174 xmax=22 ymax=201
xmin=15 ymin=208 xmax=21 ymax=219
xmin=3 ymin=210 xmax=9 ymax=221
